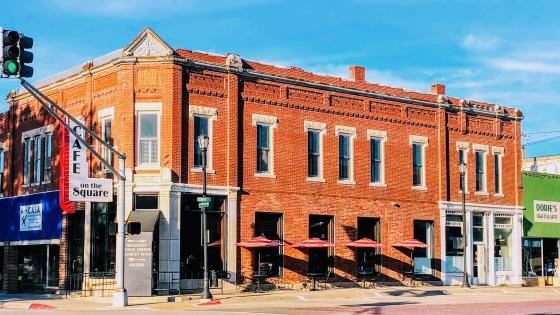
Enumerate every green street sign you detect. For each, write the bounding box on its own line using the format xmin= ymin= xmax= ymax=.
xmin=198 ymin=201 xmax=210 ymax=208
xmin=197 ymin=196 xmax=211 ymax=203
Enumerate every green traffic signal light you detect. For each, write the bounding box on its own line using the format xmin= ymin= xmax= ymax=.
xmin=3 ymin=60 xmax=19 ymax=75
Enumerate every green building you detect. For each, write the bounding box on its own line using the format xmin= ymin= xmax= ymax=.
xmin=522 ymin=172 xmax=560 ymax=281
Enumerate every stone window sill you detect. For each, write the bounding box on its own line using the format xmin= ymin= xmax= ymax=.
xmin=412 ymin=185 xmax=428 ymax=191
xmin=369 ymin=182 xmax=387 ymax=188
xmin=255 ymin=172 xmax=276 ymax=179
xmin=307 ymin=177 xmax=326 ymax=183
xmin=338 ymin=179 xmax=356 ymax=186
xmin=192 ymin=167 xmax=216 ymax=174
xmin=475 ymin=191 xmax=489 ymax=196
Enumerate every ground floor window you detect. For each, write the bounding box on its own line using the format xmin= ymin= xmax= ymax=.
xmin=90 ymin=200 xmax=116 ymax=274
xmin=308 ymin=214 xmax=334 ymax=275
xmin=445 ymin=214 xmax=464 ymax=272
xmin=494 ymin=216 xmax=513 ymax=271
xmin=356 ymin=217 xmax=381 ymax=274
xmin=413 ymin=220 xmax=434 ymax=275
xmin=17 ymin=244 xmax=59 ymax=291
xmin=68 ymin=211 xmax=85 ymax=275
xmin=254 ymin=212 xmax=283 ymax=277
xmin=523 ymin=238 xmax=542 ymax=277
xmin=543 ymin=238 xmax=559 ymax=277
xmin=180 ymin=194 xmax=225 ymax=278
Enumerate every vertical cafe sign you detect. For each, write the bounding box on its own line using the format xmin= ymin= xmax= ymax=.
xmin=68 ymin=120 xmax=113 ymax=202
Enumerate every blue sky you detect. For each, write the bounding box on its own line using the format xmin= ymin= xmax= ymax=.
xmin=1 ymin=0 xmax=558 ymax=156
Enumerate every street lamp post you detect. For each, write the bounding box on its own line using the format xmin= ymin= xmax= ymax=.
xmin=198 ymin=134 xmax=213 ymax=301
xmin=459 ymin=162 xmax=471 ymax=288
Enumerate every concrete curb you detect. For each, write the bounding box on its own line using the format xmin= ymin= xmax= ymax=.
xmin=1 ymin=301 xmax=57 ymax=310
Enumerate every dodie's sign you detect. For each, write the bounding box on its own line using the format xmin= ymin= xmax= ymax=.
xmin=534 ymin=200 xmax=560 ymax=224
xmin=68 ymin=120 xmax=113 ymax=202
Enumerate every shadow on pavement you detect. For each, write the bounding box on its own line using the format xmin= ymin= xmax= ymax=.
xmin=386 ymin=289 xmax=448 ymax=297
xmin=0 ymin=294 xmax=61 ymax=302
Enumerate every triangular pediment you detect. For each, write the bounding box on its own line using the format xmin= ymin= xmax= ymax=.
xmin=123 ymin=27 xmax=174 ymax=57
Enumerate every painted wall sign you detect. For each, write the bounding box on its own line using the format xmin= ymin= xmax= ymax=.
xmin=68 ymin=120 xmax=113 ymax=202
xmin=20 ymin=203 xmax=42 ymax=231
xmin=124 ymin=235 xmax=154 ymax=296
xmin=534 ymin=200 xmax=560 ymax=224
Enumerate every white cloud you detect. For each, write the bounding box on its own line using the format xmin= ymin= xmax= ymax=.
xmin=485 ymin=58 xmax=560 ymax=74
xmin=461 ymin=34 xmax=500 ymax=52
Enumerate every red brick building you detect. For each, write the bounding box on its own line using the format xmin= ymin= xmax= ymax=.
xmin=0 ymin=28 xmax=524 ymax=293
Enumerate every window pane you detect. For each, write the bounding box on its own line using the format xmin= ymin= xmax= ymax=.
xmin=476 ymin=151 xmax=484 ymax=191
xmin=194 ymin=116 xmax=209 ymax=167
xmin=413 ymin=144 xmax=423 ymax=186
xmin=135 ymin=194 xmax=158 ymax=209
xmin=371 ymin=139 xmax=381 ymax=183
xmin=308 ymin=131 xmax=320 ymax=177
xmin=257 ymin=148 xmax=269 ymax=173
xmin=339 ymin=135 xmax=350 ymax=180
xmin=494 ymin=154 xmax=501 ymax=193
xmin=139 ymin=113 xmax=158 ymax=138
xmin=255 ymin=213 xmax=283 ymax=276
xmin=34 ymin=136 xmax=42 ymax=183
xmin=91 ymin=200 xmax=116 ymax=273
xmin=44 ymin=134 xmax=52 ymax=182
xmin=257 ymin=124 xmax=269 ymax=149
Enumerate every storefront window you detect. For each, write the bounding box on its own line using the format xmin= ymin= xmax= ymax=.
xmin=357 ymin=217 xmax=381 ymax=274
xmin=47 ymin=245 xmax=59 ymax=287
xmin=523 ymin=238 xmax=542 ymax=277
xmin=413 ymin=220 xmax=434 ymax=275
xmin=91 ymin=200 xmax=116 ymax=274
xmin=309 ymin=215 xmax=334 ymax=275
xmin=446 ymin=214 xmax=464 ymax=272
xmin=180 ymin=194 xmax=225 ymax=278
xmin=254 ymin=212 xmax=283 ymax=276
xmin=494 ymin=216 xmax=513 ymax=271
xmin=473 ymin=213 xmax=484 ymax=243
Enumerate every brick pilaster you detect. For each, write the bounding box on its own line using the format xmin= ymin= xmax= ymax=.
xmin=3 ymin=245 xmax=18 ymax=293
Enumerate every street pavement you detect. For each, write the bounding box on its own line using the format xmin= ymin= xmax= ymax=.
xmin=1 ymin=286 xmax=560 ymax=314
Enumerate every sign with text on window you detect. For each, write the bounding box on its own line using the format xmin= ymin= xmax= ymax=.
xmin=534 ymin=200 xmax=560 ymax=224
xmin=20 ymin=203 xmax=42 ymax=231
xmin=69 ymin=120 xmax=113 ymax=202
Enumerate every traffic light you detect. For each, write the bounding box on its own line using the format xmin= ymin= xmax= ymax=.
xmin=1 ymin=29 xmax=33 ymax=78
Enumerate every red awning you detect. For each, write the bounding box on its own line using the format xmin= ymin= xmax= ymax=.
xmin=236 ymin=236 xmax=281 ymax=248
xmin=345 ymin=238 xmax=383 ymax=248
xmin=392 ymin=239 xmax=428 ymax=248
xmin=292 ymin=238 xmax=334 ymax=248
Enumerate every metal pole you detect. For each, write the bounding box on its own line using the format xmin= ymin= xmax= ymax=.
xmin=113 ymin=156 xmax=128 ymax=306
xmin=461 ymin=171 xmax=471 ymax=288
xmin=201 ymin=147 xmax=213 ymax=301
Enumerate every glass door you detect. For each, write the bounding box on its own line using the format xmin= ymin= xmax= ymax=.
xmin=46 ymin=245 xmax=59 ymax=288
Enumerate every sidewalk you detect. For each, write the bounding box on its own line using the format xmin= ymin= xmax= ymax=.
xmin=1 ymin=286 xmax=560 ymax=311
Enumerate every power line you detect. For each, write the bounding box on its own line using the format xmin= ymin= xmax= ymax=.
xmin=524 ymin=134 xmax=560 ymax=146
xmin=524 ymin=130 xmax=560 ymax=135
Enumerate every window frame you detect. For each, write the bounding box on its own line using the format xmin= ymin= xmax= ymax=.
xmin=335 ymin=125 xmax=356 ymax=185
xmin=368 ymin=130 xmax=387 ymax=187
xmin=135 ymin=103 xmax=162 ymax=169
xmin=98 ymin=107 xmax=114 ymax=173
xmin=492 ymin=146 xmax=504 ymax=197
xmin=43 ymin=133 xmax=52 ymax=184
xmin=304 ymin=121 xmax=327 ymax=182
xmin=256 ymin=122 xmax=272 ymax=174
xmin=189 ymin=105 xmax=218 ymax=173
xmin=410 ymin=135 xmax=428 ymax=190
xmin=252 ymin=114 xmax=278 ymax=178
xmin=193 ymin=114 xmax=212 ymax=169
xmin=23 ymin=137 xmax=32 ymax=186
xmin=456 ymin=142 xmax=470 ymax=194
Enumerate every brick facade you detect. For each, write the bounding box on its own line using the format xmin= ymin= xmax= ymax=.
xmin=0 ymin=28 xmax=523 ymax=289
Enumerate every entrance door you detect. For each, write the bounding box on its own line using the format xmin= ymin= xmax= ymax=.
xmin=473 ymin=244 xmax=487 ymax=285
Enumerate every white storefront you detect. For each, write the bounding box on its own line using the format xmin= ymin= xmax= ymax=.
xmin=439 ymin=201 xmax=523 ymax=286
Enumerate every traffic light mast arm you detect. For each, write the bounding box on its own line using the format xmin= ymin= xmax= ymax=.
xmin=19 ymin=78 xmax=125 ymax=180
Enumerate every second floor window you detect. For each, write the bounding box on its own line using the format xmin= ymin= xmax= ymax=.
xmin=494 ymin=153 xmax=502 ymax=194
xmin=339 ymin=134 xmax=351 ymax=180
xmin=475 ymin=151 xmax=486 ymax=192
xmin=194 ymin=115 xmax=209 ymax=167
xmin=412 ymin=143 xmax=424 ymax=187
xmin=308 ymin=130 xmax=320 ymax=178
xmin=370 ymin=138 xmax=382 ymax=183
xmin=459 ymin=149 xmax=466 ymax=190
xmin=138 ymin=112 xmax=159 ymax=165
xmin=44 ymin=134 xmax=52 ymax=183
xmin=256 ymin=123 xmax=271 ymax=173
xmin=23 ymin=138 xmax=31 ymax=185
xmin=101 ymin=117 xmax=113 ymax=171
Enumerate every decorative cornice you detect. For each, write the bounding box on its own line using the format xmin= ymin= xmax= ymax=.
xmin=456 ymin=141 xmax=470 ymax=151
xmin=189 ymin=105 xmax=218 ymax=119
xmin=367 ymin=129 xmax=387 ymax=140
xmin=335 ymin=125 xmax=357 ymax=137
xmin=492 ymin=146 xmax=505 ymax=155
xmin=304 ymin=121 xmax=327 ymax=132
xmin=409 ymin=135 xmax=428 ymax=145
xmin=21 ymin=124 xmax=54 ymax=141
xmin=472 ymin=143 xmax=489 ymax=152
xmin=252 ymin=113 xmax=278 ymax=127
